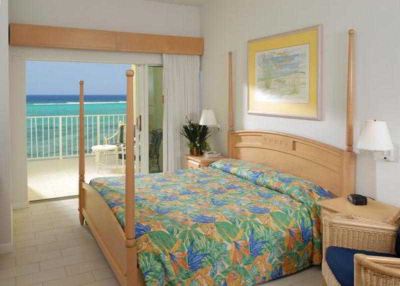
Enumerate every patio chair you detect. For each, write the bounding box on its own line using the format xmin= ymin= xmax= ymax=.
xmin=104 ymin=121 xmax=126 ymax=163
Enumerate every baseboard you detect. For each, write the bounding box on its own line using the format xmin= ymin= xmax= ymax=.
xmin=0 ymin=242 xmax=13 ymax=254
xmin=13 ymin=201 xmax=29 ymax=209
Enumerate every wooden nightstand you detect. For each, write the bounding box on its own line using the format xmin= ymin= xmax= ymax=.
xmin=186 ymin=155 xmax=224 ymax=169
xmin=318 ymin=197 xmax=400 ymax=225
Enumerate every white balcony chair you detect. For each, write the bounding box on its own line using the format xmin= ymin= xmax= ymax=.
xmin=104 ymin=121 xmax=126 ymax=166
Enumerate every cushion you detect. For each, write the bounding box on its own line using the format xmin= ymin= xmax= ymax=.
xmin=119 ymin=124 xmax=125 ymax=144
xmin=326 ymin=246 xmax=397 ymax=286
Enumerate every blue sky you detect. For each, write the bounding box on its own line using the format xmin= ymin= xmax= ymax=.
xmin=26 ymin=61 xmax=131 ymax=95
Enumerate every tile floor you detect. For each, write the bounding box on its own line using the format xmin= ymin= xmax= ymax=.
xmin=0 ymin=198 xmax=324 ymax=286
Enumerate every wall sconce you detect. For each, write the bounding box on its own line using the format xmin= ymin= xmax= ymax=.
xmin=357 ymin=120 xmax=395 ymax=161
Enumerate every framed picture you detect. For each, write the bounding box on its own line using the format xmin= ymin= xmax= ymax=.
xmin=248 ymin=25 xmax=322 ymax=120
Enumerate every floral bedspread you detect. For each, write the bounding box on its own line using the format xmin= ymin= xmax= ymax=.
xmin=90 ymin=159 xmax=333 ymax=286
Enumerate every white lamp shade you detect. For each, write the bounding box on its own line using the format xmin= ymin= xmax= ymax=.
xmin=357 ymin=120 xmax=393 ymax=151
xmin=199 ymin=109 xmax=218 ymax=127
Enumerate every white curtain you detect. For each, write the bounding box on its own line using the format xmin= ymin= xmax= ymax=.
xmin=163 ymin=54 xmax=201 ymax=172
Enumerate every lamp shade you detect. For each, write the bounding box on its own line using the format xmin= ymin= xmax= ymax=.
xmin=199 ymin=109 xmax=218 ymax=127
xmin=357 ymin=120 xmax=393 ymax=151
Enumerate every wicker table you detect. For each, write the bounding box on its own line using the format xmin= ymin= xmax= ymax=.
xmin=318 ymin=197 xmax=400 ymax=225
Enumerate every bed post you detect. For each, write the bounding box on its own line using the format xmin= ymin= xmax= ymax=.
xmin=342 ymin=29 xmax=356 ymax=197
xmin=227 ymin=51 xmax=234 ymax=157
xmin=78 ymin=80 xmax=85 ymax=225
xmin=125 ymin=70 xmax=138 ymax=285
xmin=346 ymin=29 xmax=355 ymax=152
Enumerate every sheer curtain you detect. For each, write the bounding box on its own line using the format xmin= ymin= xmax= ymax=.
xmin=162 ymin=54 xmax=200 ymax=172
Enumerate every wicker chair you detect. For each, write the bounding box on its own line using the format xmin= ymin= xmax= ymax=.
xmin=354 ymin=254 xmax=400 ymax=285
xmin=322 ymin=214 xmax=400 ymax=286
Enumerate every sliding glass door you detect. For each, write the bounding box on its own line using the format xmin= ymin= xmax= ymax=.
xmin=135 ymin=65 xmax=163 ymax=174
xmin=148 ymin=66 xmax=163 ymax=173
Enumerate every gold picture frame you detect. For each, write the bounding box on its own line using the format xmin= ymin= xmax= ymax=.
xmin=248 ymin=25 xmax=322 ymax=120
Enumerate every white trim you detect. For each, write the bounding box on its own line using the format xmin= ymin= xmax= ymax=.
xmin=0 ymin=243 xmax=13 ymax=254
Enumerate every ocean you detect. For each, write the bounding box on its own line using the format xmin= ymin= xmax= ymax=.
xmin=26 ymin=95 xmax=127 ymax=159
xmin=27 ymin=95 xmax=126 ymax=116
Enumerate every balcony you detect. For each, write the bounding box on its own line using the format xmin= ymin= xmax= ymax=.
xmin=27 ymin=114 xmax=125 ymax=201
xmin=27 ymin=114 xmax=127 ymax=160
xmin=28 ymin=156 xmax=122 ymax=201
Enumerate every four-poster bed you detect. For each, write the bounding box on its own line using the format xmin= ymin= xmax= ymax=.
xmin=78 ymin=30 xmax=356 ymax=285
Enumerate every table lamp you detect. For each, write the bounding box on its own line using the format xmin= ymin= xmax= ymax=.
xmin=199 ymin=109 xmax=219 ymax=128
xmin=199 ymin=109 xmax=220 ymax=158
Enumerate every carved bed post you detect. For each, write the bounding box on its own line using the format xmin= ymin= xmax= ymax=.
xmin=78 ymin=80 xmax=85 ymax=225
xmin=228 ymin=51 xmax=234 ymax=157
xmin=125 ymin=70 xmax=138 ymax=285
xmin=342 ymin=29 xmax=356 ymax=196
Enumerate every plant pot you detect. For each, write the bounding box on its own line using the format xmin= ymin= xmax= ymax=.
xmin=190 ymin=147 xmax=203 ymax=156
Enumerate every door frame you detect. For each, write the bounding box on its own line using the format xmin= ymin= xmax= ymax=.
xmin=134 ymin=65 xmax=149 ymax=174
xmin=134 ymin=64 xmax=164 ymax=174
xmin=11 ymin=47 xmax=161 ymax=206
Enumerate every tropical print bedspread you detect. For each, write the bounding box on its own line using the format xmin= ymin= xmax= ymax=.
xmin=90 ymin=159 xmax=333 ymax=286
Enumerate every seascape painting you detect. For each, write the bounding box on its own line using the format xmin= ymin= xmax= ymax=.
xmin=248 ymin=25 xmax=321 ymax=119
xmin=255 ymin=44 xmax=309 ymax=104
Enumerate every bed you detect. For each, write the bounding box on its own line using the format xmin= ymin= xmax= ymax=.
xmin=90 ymin=158 xmax=336 ymax=285
xmin=78 ymin=30 xmax=356 ymax=285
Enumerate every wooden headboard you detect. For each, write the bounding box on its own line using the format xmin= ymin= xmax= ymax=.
xmin=228 ymin=131 xmax=355 ymax=197
xmin=227 ymin=30 xmax=356 ymax=197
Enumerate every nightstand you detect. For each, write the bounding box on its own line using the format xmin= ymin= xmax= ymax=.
xmin=186 ymin=155 xmax=224 ymax=169
xmin=318 ymin=197 xmax=400 ymax=225
xmin=319 ymin=197 xmax=400 ymax=275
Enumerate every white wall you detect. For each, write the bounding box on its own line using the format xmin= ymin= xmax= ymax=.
xmin=201 ymin=0 xmax=400 ymax=206
xmin=9 ymin=0 xmax=201 ymax=207
xmin=0 ymin=0 xmax=13 ymax=253
xmin=10 ymin=0 xmax=201 ymax=36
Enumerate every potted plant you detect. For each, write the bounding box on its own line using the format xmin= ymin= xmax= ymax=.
xmin=181 ymin=119 xmax=210 ymax=156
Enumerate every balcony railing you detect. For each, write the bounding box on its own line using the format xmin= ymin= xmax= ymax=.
xmin=26 ymin=114 xmax=126 ymax=160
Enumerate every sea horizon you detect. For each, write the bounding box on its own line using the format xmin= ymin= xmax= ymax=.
xmin=26 ymin=94 xmax=127 ymax=117
xmin=27 ymin=94 xmax=126 ymax=103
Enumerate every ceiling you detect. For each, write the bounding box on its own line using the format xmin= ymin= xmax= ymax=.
xmin=145 ymin=0 xmax=208 ymax=6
